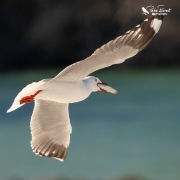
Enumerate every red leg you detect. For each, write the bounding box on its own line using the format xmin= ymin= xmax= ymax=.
xmin=20 ymin=90 xmax=42 ymax=104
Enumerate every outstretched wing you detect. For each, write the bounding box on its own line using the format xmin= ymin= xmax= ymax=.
xmin=54 ymin=15 xmax=163 ymax=82
xmin=30 ymin=99 xmax=72 ymax=161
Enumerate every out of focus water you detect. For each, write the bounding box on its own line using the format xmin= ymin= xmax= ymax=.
xmin=0 ymin=68 xmax=180 ymax=180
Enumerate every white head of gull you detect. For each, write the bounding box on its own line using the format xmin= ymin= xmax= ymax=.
xmin=7 ymin=15 xmax=164 ymax=162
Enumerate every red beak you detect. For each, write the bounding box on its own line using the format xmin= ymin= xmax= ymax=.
xmin=97 ymin=82 xmax=108 ymax=93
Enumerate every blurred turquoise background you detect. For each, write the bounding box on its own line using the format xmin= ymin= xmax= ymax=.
xmin=0 ymin=68 xmax=180 ymax=180
xmin=0 ymin=0 xmax=179 ymax=179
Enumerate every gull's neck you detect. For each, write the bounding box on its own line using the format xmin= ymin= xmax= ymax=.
xmin=83 ymin=76 xmax=99 ymax=93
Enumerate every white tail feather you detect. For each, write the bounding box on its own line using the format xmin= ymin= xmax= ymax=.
xmin=7 ymin=79 xmax=49 ymax=113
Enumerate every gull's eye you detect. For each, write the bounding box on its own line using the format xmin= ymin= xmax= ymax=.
xmin=95 ymin=78 xmax=98 ymax=82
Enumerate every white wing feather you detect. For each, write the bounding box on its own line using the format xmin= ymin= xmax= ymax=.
xmin=54 ymin=15 xmax=163 ymax=82
xmin=30 ymin=99 xmax=72 ymax=161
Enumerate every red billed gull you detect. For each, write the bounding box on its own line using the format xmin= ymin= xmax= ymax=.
xmin=7 ymin=15 xmax=164 ymax=161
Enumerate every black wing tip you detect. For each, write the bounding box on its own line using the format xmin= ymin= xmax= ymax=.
xmin=31 ymin=140 xmax=68 ymax=162
xmin=127 ymin=14 xmax=164 ymax=52
xmin=143 ymin=15 xmax=164 ymax=25
xmin=154 ymin=15 xmax=164 ymax=20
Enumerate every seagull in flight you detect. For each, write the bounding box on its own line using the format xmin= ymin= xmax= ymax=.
xmin=7 ymin=15 xmax=164 ymax=162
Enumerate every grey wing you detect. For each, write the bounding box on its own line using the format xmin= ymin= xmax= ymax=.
xmin=54 ymin=15 xmax=163 ymax=82
xmin=30 ymin=99 xmax=72 ymax=161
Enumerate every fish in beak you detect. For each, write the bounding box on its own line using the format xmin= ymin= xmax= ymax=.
xmin=97 ymin=82 xmax=118 ymax=94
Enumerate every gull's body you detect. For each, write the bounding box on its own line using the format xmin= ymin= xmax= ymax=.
xmin=7 ymin=15 xmax=164 ymax=161
xmin=38 ymin=78 xmax=92 ymax=103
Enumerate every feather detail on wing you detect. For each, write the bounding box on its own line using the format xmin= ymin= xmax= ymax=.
xmin=53 ymin=15 xmax=163 ymax=82
xmin=30 ymin=100 xmax=72 ymax=161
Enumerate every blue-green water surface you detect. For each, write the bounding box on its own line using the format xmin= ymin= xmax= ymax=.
xmin=0 ymin=68 xmax=180 ymax=180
